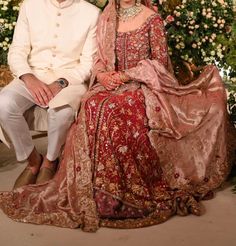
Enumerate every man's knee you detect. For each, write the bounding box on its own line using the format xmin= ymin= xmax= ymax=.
xmin=48 ymin=106 xmax=74 ymax=129
xmin=0 ymin=92 xmax=18 ymax=122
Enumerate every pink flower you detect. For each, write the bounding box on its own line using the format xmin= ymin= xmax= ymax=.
xmin=165 ymin=15 xmax=175 ymax=23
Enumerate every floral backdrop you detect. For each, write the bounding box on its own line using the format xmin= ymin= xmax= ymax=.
xmin=0 ymin=0 xmax=236 ymax=188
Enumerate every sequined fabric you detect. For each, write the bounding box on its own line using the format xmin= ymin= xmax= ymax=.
xmin=115 ymin=14 xmax=167 ymax=71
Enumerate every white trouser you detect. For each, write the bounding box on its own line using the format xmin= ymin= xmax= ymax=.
xmin=0 ymin=89 xmax=74 ymax=161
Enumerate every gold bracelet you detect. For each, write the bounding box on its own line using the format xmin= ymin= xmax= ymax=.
xmin=119 ymin=71 xmax=129 ymax=83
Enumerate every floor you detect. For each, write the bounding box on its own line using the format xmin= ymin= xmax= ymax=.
xmin=0 ymin=135 xmax=235 ymax=246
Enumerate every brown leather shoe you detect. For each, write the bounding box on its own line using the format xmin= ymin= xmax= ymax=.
xmin=13 ymin=154 xmax=43 ymax=190
xmin=35 ymin=159 xmax=58 ymax=184
xmin=13 ymin=167 xmax=37 ymax=190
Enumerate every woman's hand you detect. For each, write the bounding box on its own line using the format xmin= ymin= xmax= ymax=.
xmin=97 ymin=71 xmax=124 ymax=91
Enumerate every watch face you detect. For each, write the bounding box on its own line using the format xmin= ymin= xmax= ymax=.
xmin=57 ymin=78 xmax=68 ymax=88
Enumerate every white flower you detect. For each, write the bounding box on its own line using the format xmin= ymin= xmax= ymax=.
xmin=13 ymin=6 xmax=20 ymax=11
xmin=211 ymin=51 xmax=216 ymax=56
xmin=192 ymin=43 xmax=197 ymax=48
xmin=206 ymin=13 xmax=212 ymax=18
xmin=179 ymin=42 xmax=185 ymax=48
xmin=1 ymin=6 xmax=8 ymax=10
xmin=189 ymin=11 xmax=194 ymax=17
xmin=219 ymin=24 xmax=224 ymax=28
xmin=175 ymin=12 xmax=181 ymax=17
xmin=217 ymin=0 xmax=225 ymax=4
xmin=175 ymin=44 xmax=181 ymax=49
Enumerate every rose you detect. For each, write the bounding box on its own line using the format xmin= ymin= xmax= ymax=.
xmin=165 ymin=15 xmax=175 ymax=24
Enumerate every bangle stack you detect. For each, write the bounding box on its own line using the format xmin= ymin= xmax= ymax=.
xmin=119 ymin=71 xmax=129 ymax=83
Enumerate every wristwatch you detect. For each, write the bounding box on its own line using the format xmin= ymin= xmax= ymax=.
xmin=56 ymin=78 xmax=69 ymax=88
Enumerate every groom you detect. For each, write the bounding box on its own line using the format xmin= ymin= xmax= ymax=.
xmin=0 ymin=0 xmax=100 ymax=188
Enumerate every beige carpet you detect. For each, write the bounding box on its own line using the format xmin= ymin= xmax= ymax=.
xmin=0 ymin=136 xmax=235 ymax=246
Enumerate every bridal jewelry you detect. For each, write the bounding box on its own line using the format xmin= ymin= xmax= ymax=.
xmin=118 ymin=4 xmax=143 ymax=22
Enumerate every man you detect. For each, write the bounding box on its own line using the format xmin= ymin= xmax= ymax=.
xmin=0 ymin=0 xmax=100 ymax=188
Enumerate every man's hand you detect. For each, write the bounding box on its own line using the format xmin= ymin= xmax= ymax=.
xmin=20 ymin=73 xmax=54 ymax=107
xmin=97 ymin=71 xmax=124 ymax=90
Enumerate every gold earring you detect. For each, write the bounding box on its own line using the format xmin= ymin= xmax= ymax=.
xmin=116 ymin=0 xmax=120 ymax=11
xmin=136 ymin=0 xmax=141 ymax=6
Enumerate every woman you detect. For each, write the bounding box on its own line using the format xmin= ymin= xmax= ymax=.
xmin=0 ymin=0 xmax=233 ymax=232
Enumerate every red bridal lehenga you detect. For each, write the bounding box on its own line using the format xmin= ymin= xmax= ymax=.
xmin=0 ymin=4 xmax=234 ymax=232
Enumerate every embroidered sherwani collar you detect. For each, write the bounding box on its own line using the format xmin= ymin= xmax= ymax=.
xmin=50 ymin=0 xmax=76 ymax=8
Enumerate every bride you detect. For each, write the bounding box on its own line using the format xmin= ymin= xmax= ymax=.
xmin=0 ymin=0 xmax=233 ymax=232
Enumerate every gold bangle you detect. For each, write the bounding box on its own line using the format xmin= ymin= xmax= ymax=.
xmin=119 ymin=72 xmax=128 ymax=83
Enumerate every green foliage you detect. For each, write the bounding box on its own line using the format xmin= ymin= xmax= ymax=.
xmin=156 ymin=0 xmax=235 ymax=69
xmin=0 ymin=0 xmax=20 ymax=65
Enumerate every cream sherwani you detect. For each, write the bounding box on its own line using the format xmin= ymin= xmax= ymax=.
xmin=0 ymin=0 xmax=100 ymax=158
xmin=6 ymin=0 xmax=100 ymax=110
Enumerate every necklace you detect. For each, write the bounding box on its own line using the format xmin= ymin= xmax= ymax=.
xmin=118 ymin=5 xmax=143 ymax=22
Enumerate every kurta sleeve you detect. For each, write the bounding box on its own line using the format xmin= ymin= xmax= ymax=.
xmin=149 ymin=15 xmax=168 ymax=67
xmin=8 ymin=1 xmax=33 ymax=78
xmin=60 ymin=10 xmax=101 ymax=85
